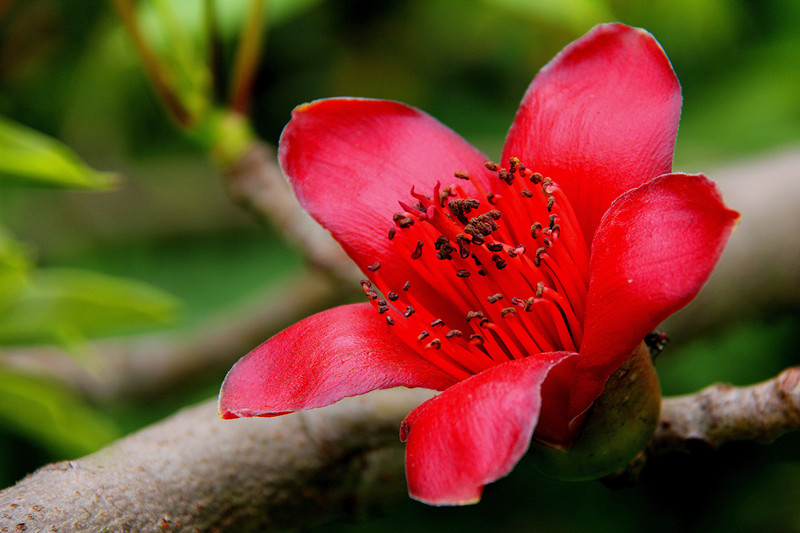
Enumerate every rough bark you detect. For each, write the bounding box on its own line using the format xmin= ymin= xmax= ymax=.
xmin=3 ymin=370 xmax=800 ymax=531
xmin=0 ymin=389 xmax=434 ymax=533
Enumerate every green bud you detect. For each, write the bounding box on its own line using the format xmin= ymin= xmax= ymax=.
xmin=530 ymin=342 xmax=660 ymax=480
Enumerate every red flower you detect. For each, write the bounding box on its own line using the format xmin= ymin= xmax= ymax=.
xmin=219 ymin=23 xmax=739 ymax=505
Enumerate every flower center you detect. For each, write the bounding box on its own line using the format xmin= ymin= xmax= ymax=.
xmin=362 ymin=158 xmax=590 ymax=381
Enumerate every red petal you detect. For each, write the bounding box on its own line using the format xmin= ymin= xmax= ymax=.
xmin=502 ymin=23 xmax=682 ymax=241
xmin=570 ymin=173 xmax=739 ymax=422
xmin=218 ymin=303 xmax=457 ymax=419
xmin=400 ymin=352 xmax=574 ymax=505
xmin=280 ymin=97 xmax=489 ymax=275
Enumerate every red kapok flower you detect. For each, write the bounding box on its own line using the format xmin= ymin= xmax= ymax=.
xmin=219 ymin=23 xmax=739 ymax=505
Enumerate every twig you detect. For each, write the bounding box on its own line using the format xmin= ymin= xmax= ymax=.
xmin=222 ymin=140 xmax=360 ymax=281
xmin=652 ymin=366 xmax=800 ymax=453
xmin=112 ymin=0 xmax=193 ymax=127
xmin=0 ymin=272 xmax=343 ymax=401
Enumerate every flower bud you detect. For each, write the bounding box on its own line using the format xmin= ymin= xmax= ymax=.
xmin=529 ymin=342 xmax=660 ymax=480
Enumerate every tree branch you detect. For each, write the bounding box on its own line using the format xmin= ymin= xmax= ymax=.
xmin=652 ymin=366 xmax=800 ymax=453
xmin=0 ymin=389 xmax=435 ymax=532
xmin=0 ymin=271 xmax=343 ymax=401
xmin=3 ymin=370 xmax=800 ymax=531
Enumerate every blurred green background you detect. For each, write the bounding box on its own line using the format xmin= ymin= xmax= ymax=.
xmin=0 ymin=0 xmax=798 ymax=531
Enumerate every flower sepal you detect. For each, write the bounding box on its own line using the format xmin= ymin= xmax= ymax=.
xmin=529 ymin=342 xmax=660 ymax=481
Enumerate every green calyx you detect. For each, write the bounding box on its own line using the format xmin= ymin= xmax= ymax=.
xmin=530 ymin=342 xmax=661 ymax=481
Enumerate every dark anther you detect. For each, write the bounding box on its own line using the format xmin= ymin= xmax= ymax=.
xmin=456 ymin=269 xmax=470 ymax=278
xmin=534 ymin=247 xmax=546 ymax=267
xmin=427 ymin=339 xmax=442 ymax=350
xmin=487 ymin=210 xmax=501 ymax=221
xmin=549 ymin=214 xmax=558 ymax=230
xmin=412 ymin=202 xmax=425 ymax=212
xmin=402 ymin=281 xmax=411 ymax=291
xmin=541 ymin=177 xmax=554 ymax=194
xmin=469 ymin=333 xmax=485 ymax=345
xmin=510 ymin=297 xmax=524 ymax=306
xmin=392 ymin=212 xmax=404 ymax=222
xmin=530 ymin=172 xmax=543 ymax=184
xmin=417 ymin=330 xmax=430 ymax=342
xmin=398 ymin=217 xmax=415 ymax=228
xmin=535 ymin=282 xmax=545 ymax=298
xmin=448 ymin=200 xmax=469 ymax=225
xmin=501 ymin=307 xmax=516 ymax=317
xmin=431 ymin=318 xmax=445 ymax=327
xmin=446 ymin=329 xmax=462 ymax=339
xmin=411 ymin=240 xmax=424 ymax=260
xmin=387 ymin=291 xmax=399 ymax=301
xmin=487 ymin=192 xmax=497 ymax=205
xmin=360 ymin=279 xmax=372 ymax=289
xmin=499 ymin=169 xmax=514 ymax=185
xmin=487 ymin=293 xmax=503 ymax=303
xmin=491 ymin=254 xmax=507 ymax=270
xmin=546 ymin=196 xmax=555 ymax=212
xmin=644 ymin=330 xmax=670 ymax=359
xmin=521 ymin=297 xmax=533 ymax=312
xmin=479 ymin=317 xmax=490 ymax=327
xmin=403 ymin=306 xmax=416 ymax=318
xmin=466 ymin=311 xmax=485 ymax=322
xmin=456 ymin=234 xmax=471 ymax=259
xmin=454 ymin=171 xmax=471 ymax=180
xmin=508 ymin=157 xmax=519 ymax=174
xmin=378 ymin=305 xmax=389 ymax=314
xmin=518 ymin=162 xmax=527 ymax=174
xmin=478 ymin=269 xmax=487 ymax=276
xmin=436 ymin=238 xmax=455 ymax=260
xmin=521 ymin=189 xmax=533 ymax=198
xmin=439 ymin=187 xmax=453 ymax=207
xmin=367 ymin=262 xmax=381 ymax=271
xmin=531 ymin=222 xmax=543 ymax=238
xmin=486 ymin=243 xmax=504 ymax=252
xmin=386 ymin=316 xmax=395 ymax=326
xmin=388 ymin=227 xmax=396 ymax=240
xmin=364 ymin=289 xmax=378 ymax=299
xmin=484 ymin=161 xmax=499 ymax=172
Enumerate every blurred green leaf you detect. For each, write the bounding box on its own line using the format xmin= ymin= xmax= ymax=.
xmin=0 ymin=226 xmax=31 ymax=313
xmin=0 ymin=115 xmax=117 ymax=189
xmin=0 ymin=369 xmax=119 ymax=457
xmin=0 ymin=268 xmax=180 ymax=346
xmin=480 ymin=0 xmax=614 ymax=33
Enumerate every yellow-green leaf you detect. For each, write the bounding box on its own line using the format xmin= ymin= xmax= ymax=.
xmin=0 ymin=115 xmax=117 ymax=189
xmin=0 ymin=369 xmax=119 ymax=457
xmin=0 ymin=268 xmax=180 ymax=346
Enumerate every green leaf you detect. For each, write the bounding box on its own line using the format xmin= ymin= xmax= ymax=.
xmin=479 ymin=0 xmax=614 ymax=33
xmin=0 ymin=226 xmax=31 ymax=313
xmin=0 ymin=268 xmax=180 ymax=346
xmin=0 ymin=369 xmax=119 ymax=457
xmin=0 ymin=115 xmax=117 ymax=189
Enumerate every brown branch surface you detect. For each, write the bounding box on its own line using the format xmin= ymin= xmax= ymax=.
xmin=652 ymin=366 xmax=800 ymax=454
xmin=3 ymin=371 xmax=800 ymax=531
xmin=0 ymin=389 xmax=435 ymax=532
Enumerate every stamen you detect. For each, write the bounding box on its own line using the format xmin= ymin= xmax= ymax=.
xmin=363 ymin=156 xmax=590 ymax=382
